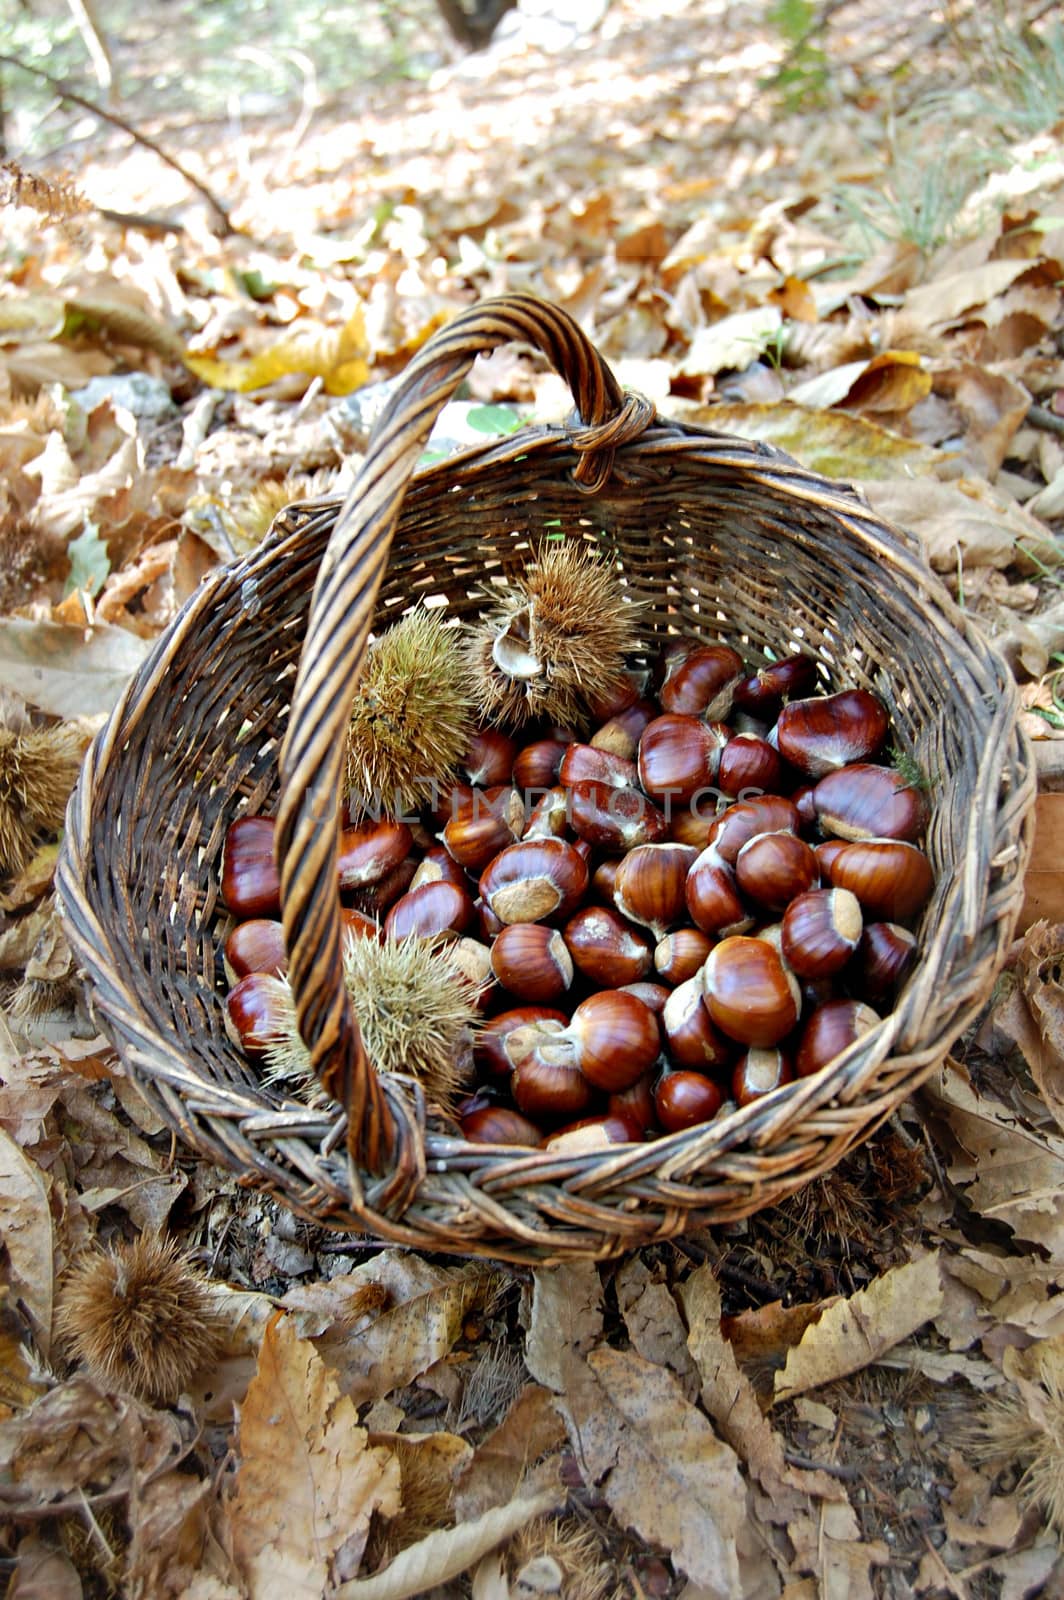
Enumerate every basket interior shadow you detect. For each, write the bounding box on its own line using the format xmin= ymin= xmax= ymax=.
xmin=57 ymin=295 xmax=1034 ymax=1264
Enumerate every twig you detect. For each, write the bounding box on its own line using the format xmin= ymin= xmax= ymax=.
xmin=0 ymin=51 xmax=235 ymax=235
xmin=1027 ymin=402 xmax=1064 ymax=438
xmin=783 ymin=1452 xmax=862 ymax=1482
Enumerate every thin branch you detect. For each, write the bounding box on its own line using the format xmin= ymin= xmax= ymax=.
xmin=0 ymin=51 xmax=235 ymax=235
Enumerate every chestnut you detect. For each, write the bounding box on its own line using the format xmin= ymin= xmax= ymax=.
xmin=669 ymin=804 xmax=724 ymax=850
xmin=795 ymin=998 xmax=880 ymax=1077
xmin=461 ymin=1105 xmax=543 ymax=1146
xmin=732 ymin=1048 xmax=794 ymax=1106
xmin=461 ymin=727 xmax=518 ymax=789
xmin=775 ymin=688 xmax=890 ymax=778
xmin=654 ymin=1070 xmax=723 ymax=1133
xmin=384 ymin=880 xmax=474 ymax=941
xmin=336 ymin=819 xmax=413 ymax=892
xmin=346 ymin=854 xmax=417 ymax=916
xmin=544 ymin=1114 xmax=641 ymax=1154
xmin=702 ymin=936 xmax=801 ymax=1047
xmin=523 ymin=786 xmax=570 ymax=840
xmin=510 ymin=1036 xmax=595 ymax=1121
xmin=479 ymin=838 xmax=589 ymax=925
xmin=591 ymin=857 xmax=622 ymax=904
xmin=563 ymin=906 xmax=653 ymax=988
xmin=791 ymin=783 xmax=820 ymax=834
xmin=637 ymin=714 xmax=728 ymax=804
xmin=685 ymin=856 xmax=752 ymax=938
xmin=513 ymin=737 xmax=572 ymax=791
xmin=569 ymin=780 xmax=669 ymax=851
xmin=855 ymin=921 xmax=917 ymax=1001
xmin=780 ymin=887 xmax=862 ymax=977
xmin=223 ymin=917 xmax=287 ymax=982
xmin=221 ymin=815 xmax=280 ymax=919
xmin=490 ymin=923 xmax=574 ymax=1003
xmin=410 ymin=844 xmax=472 ymax=893
xmin=441 ymin=785 xmax=524 ymax=872
xmin=590 ymin=700 xmax=657 ymax=760
xmin=733 ymin=652 xmax=818 ymax=719
xmin=823 ymin=838 xmax=934 ymax=920
xmin=659 ymin=643 xmax=743 ymax=718
xmin=587 ymin=672 xmax=641 ymax=721
xmin=474 ymin=1005 xmax=569 ymax=1080
xmin=813 ymin=763 xmax=928 ymax=843
xmin=662 ymin=977 xmax=732 ymax=1070
xmin=617 ymin=981 xmax=672 ymax=1014
xmin=613 ymin=841 xmax=697 ymax=939
xmin=448 ymin=936 xmax=496 ymax=1005
xmin=558 ymin=743 xmax=639 ymax=790
xmin=224 ymin=971 xmax=288 ymax=1058
xmin=562 ymin=990 xmax=662 ymax=1090
xmin=717 ymin=733 xmax=783 ymax=798
xmin=734 ymin=830 xmax=819 ymax=912
xmin=814 ymin=838 xmax=848 ymax=878
xmin=608 ymin=1072 xmax=657 ymax=1132
xmin=654 ymin=928 xmax=713 ymax=986
xmin=702 ymin=795 xmax=800 ymax=867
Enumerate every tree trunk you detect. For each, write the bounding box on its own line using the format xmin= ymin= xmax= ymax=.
xmin=432 ymin=0 xmax=519 ymax=51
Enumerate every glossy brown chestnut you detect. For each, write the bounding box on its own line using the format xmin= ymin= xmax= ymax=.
xmin=617 ymin=981 xmax=672 ymax=1014
xmin=221 ymin=815 xmax=280 ymax=919
xmin=569 ymin=780 xmax=669 ymax=851
xmin=608 ymin=1072 xmax=657 ymax=1132
xmin=662 ymin=977 xmax=733 ymax=1070
xmin=447 ymin=935 xmax=495 ymax=1003
xmin=717 ymin=734 xmax=784 ymax=799
xmin=223 ymin=918 xmax=287 ymax=983
xmin=654 ymin=1070 xmax=723 ymax=1133
xmin=523 ymin=786 xmax=570 ymax=840
xmin=637 ymin=714 xmax=728 ymax=804
xmin=336 ymin=818 xmax=413 ymax=892
xmin=856 ymin=921 xmax=917 ymax=1001
xmin=441 ymin=786 xmax=524 ymax=872
xmin=410 ymin=844 xmax=472 ymax=893
xmin=775 ymin=688 xmax=890 ymax=778
xmin=781 ymin=887 xmax=863 ymax=977
xmin=341 ymin=907 xmax=381 ymax=943
xmin=510 ymin=1038 xmax=595 ymax=1121
xmin=613 ymin=842 xmax=697 ymax=939
xmin=461 ymin=728 xmax=518 ymax=789
xmin=479 ymin=837 xmax=589 ymax=925
xmin=513 ymin=737 xmax=572 ymax=791
xmin=734 ymin=830 xmax=819 ymax=912
xmin=733 ymin=652 xmax=818 ymax=719
xmin=795 ymin=998 xmax=881 ymax=1077
xmin=590 ymin=700 xmax=657 ymax=760
xmin=814 ymin=838 xmax=848 ymax=878
xmin=490 ymin=922 xmax=574 ymax=1003
xmin=813 ymin=763 xmax=928 ymax=843
xmin=558 ymin=743 xmax=639 ymax=790
xmin=562 ymin=990 xmax=662 ymax=1090
xmin=591 ymin=857 xmax=623 ymax=903
xmin=544 ymin=1113 xmax=642 ymax=1153
xmin=791 ymin=783 xmax=819 ymax=833
xmin=346 ymin=854 xmax=417 ymax=916
xmin=732 ymin=1048 xmax=794 ymax=1106
xmin=224 ymin=971 xmax=288 ymax=1058
xmin=474 ymin=897 xmax=505 ymax=942
xmin=685 ymin=856 xmax=752 ymax=938
xmin=384 ymin=880 xmax=474 ymax=941
xmin=563 ymin=906 xmax=653 ymax=988
xmin=659 ymin=643 xmax=743 ymax=717
xmin=702 ymin=936 xmax=801 ymax=1047
xmin=669 ymin=804 xmax=724 ymax=850
xmin=474 ymin=1005 xmax=569 ymax=1079
xmin=587 ymin=672 xmax=641 ymax=721
xmin=654 ymin=928 xmax=714 ymax=986
xmin=461 ymin=1105 xmax=543 ymax=1146
xmin=702 ymin=795 xmax=800 ymax=867
xmin=824 ymin=838 xmax=934 ymax=920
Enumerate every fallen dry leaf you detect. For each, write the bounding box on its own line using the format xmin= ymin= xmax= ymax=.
xmin=227 ymin=1312 xmax=401 ymax=1598
xmin=774 ymin=1253 xmax=944 ymax=1403
xmin=0 ymin=1126 xmax=54 ymax=1359
xmin=0 ymin=618 xmax=152 ymax=717
xmin=453 ymin=1384 xmax=567 ymax=1520
xmin=562 ymin=1344 xmax=744 ymax=1596
xmin=523 ymin=1261 xmax=604 ymax=1394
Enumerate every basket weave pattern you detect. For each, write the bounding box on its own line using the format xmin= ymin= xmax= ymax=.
xmin=57 ymin=296 xmax=1034 ymax=1262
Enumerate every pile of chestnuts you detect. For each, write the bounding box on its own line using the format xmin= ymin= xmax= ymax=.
xmin=220 ymin=638 xmax=933 ymax=1156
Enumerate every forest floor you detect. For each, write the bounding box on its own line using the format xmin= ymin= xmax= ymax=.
xmin=2 ymin=1 xmax=1064 ymax=1596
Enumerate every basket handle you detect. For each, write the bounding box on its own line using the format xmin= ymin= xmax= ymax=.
xmin=275 ymin=293 xmax=640 ymax=1205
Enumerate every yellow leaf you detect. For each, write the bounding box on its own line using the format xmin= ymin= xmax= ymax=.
xmin=184 ymin=307 xmax=369 ymax=395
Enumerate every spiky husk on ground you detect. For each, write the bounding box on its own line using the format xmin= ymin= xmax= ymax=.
xmin=364 ymin=1434 xmax=457 ymax=1569
xmin=263 ymin=934 xmax=480 ymax=1113
xmin=0 ymin=720 xmax=89 ymax=877
xmin=464 ymin=541 xmax=641 ymax=730
xmin=974 ymin=1338 xmax=1064 ymax=1533
xmin=345 ymin=606 xmax=475 ymax=818
xmin=55 ymin=1234 xmax=225 ymax=1403
xmin=505 ymin=1516 xmax=620 ymax=1600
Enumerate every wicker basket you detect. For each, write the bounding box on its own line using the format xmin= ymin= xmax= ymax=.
xmin=57 ymin=294 xmax=1034 ymax=1263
